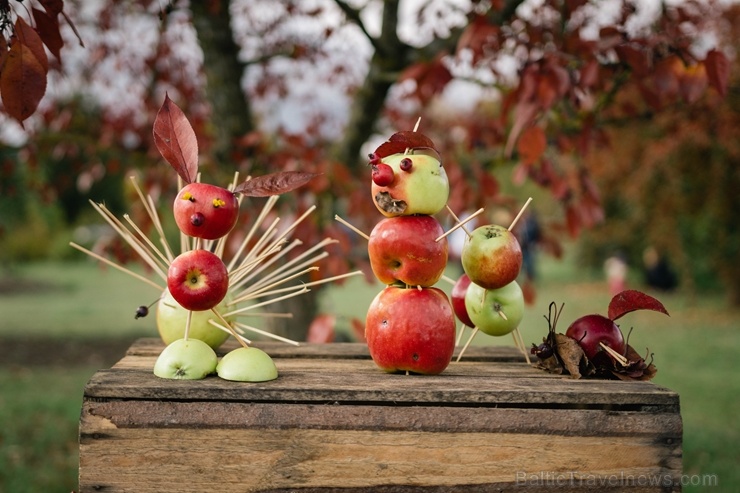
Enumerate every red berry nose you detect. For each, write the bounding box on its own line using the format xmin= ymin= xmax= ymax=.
xmin=190 ymin=212 xmax=205 ymax=227
xmin=372 ymin=163 xmax=394 ymax=187
xmin=400 ymin=157 xmax=413 ymax=171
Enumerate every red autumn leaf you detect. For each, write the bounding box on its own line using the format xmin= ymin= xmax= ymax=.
xmin=350 ymin=317 xmax=366 ymax=343
xmin=565 ymin=204 xmax=580 ymax=238
xmin=704 ymin=49 xmax=729 ymax=97
xmin=233 ymin=171 xmax=318 ymax=197
xmin=33 ymin=8 xmax=63 ymax=61
xmin=504 ymin=99 xmax=539 ymax=158
xmin=608 ymin=289 xmax=670 ymax=322
xmin=373 ymin=131 xmax=439 ymax=159
xmin=14 ymin=17 xmax=48 ymax=72
xmin=517 ymin=125 xmax=547 ymax=165
xmin=0 ymin=41 xmax=47 ymax=124
xmin=615 ymin=43 xmax=649 ymax=77
xmin=39 ymin=0 xmax=64 ymax=16
xmin=0 ymin=35 xmax=8 ymax=72
xmin=306 ymin=314 xmax=336 ymax=343
xmin=152 ymin=94 xmax=199 ymax=184
xmin=678 ymin=64 xmax=708 ymax=104
xmin=456 ymin=16 xmax=499 ymax=64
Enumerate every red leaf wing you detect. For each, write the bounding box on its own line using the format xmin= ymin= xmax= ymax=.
xmin=0 ymin=40 xmax=47 ymax=124
xmin=373 ymin=131 xmax=439 ymax=159
xmin=608 ymin=289 xmax=669 ymax=321
xmin=152 ymin=95 xmax=198 ymax=183
xmin=234 ymin=171 xmax=317 ymax=197
xmin=14 ymin=17 xmax=48 ymax=72
xmin=32 ymin=8 xmax=63 ymax=61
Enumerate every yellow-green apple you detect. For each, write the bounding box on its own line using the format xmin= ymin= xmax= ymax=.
xmin=368 ymin=215 xmax=448 ymax=287
xmin=565 ymin=314 xmax=625 ymax=363
xmin=153 ymin=338 xmax=218 ymax=380
xmin=173 ymin=183 xmax=239 ymax=240
xmin=371 ymin=153 xmax=449 ymax=217
xmin=156 ymin=288 xmax=232 ymax=349
xmin=365 ymin=286 xmax=456 ymax=375
xmin=167 ymin=249 xmax=229 ymax=311
xmin=450 ymin=273 xmax=475 ymax=328
xmin=461 ymin=224 xmax=522 ymax=289
xmin=464 ymin=280 xmax=524 ymax=336
xmin=216 ymin=347 xmax=278 ymax=382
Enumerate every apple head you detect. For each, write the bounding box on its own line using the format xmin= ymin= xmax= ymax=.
xmin=153 ymin=338 xmax=218 ymax=380
xmin=216 ymin=347 xmax=279 ymax=382
xmin=167 ymin=249 xmax=229 ymax=312
xmin=156 ymin=288 xmax=232 ymax=349
xmin=365 ymin=286 xmax=456 ymax=375
xmin=450 ymin=273 xmax=475 ymax=328
xmin=371 ymin=153 xmax=449 ymax=217
xmin=464 ymin=280 xmax=524 ymax=337
xmin=173 ymin=183 xmax=239 ymax=240
xmin=368 ymin=215 xmax=448 ymax=287
xmin=565 ymin=314 xmax=625 ymax=363
xmin=461 ymin=224 xmax=522 ymax=289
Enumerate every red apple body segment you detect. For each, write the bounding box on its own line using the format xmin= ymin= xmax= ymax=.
xmin=173 ymin=183 xmax=239 ymax=240
xmin=451 ymin=273 xmax=475 ymax=327
xmin=365 ymin=286 xmax=456 ymax=375
xmin=167 ymin=249 xmax=229 ymax=311
xmin=565 ymin=314 xmax=626 ymax=362
xmin=461 ymin=224 xmax=522 ymax=289
xmin=368 ymin=215 xmax=448 ymax=287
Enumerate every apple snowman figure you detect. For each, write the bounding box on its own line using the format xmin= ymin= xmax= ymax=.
xmin=358 ymin=130 xmax=457 ymax=375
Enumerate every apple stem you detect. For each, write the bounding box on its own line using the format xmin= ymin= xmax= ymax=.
xmin=334 ymin=214 xmax=370 ymax=241
xmin=210 ymin=308 xmax=250 ymax=348
xmin=507 ymin=197 xmax=533 ymax=232
xmin=435 ymin=207 xmax=485 ymax=242
xmin=599 ymin=342 xmax=629 ymax=366
xmin=445 ymin=205 xmax=472 ymax=238
xmin=456 ymin=327 xmax=479 ymax=362
xmin=183 ymin=309 xmax=193 ymax=341
xmin=69 ymin=242 xmax=164 ymax=292
xmin=233 ymin=321 xmax=300 ymax=346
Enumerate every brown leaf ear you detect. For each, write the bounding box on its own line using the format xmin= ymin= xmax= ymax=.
xmin=608 ymin=289 xmax=669 ymax=321
xmin=152 ymin=94 xmax=198 ymax=184
xmin=234 ymin=171 xmax=318 ymax=197
xmin=373 ymin=131 xmax=439 ymax=159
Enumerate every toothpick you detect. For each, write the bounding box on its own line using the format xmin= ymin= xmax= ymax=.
xmin=236 ymin=312 xmax=293 ymax=319
xmin=233 ymin=321 xmax=301 ymax=346
xmin=230 ymin=267 xmax=319 ymax=305
xmin=183 ymin=310 xmax=193 ymax=341
xmin=456 ymin=323 xmax=467 ymax=346
xmin=123 ymin=214 xmax=170 ymax=267
xmin=226 ymin=195 xmax=279 ymax=271
xmin=236 ymin=270 xmax=364 ymax=303
xmin=441 ymin=275 xmax=457 ymax=286
xmin=497 ymin=310 xmax=508 ymax=321
xmin=208 ymin=319 xmax=252 ymax=346
xmin=210 ymin=308 xmax=249 ymax=348
xmin=334 ymin=214 xmax=370 ymax=241
xmin=129 ymin=176 xmax=175 ymax=262
xmin=222 ymin=286 xmax=310 ymax=318
xmin=413 ymin=117 xmax=421 ymax=132
xmin=515 ymin=328 xmax=531 ymax=364
xmin=446 ymin=205 xmax=472 ymax=238
xmin=508 ymin=197 xmax=533 ymax=232
xmin=456 ymin=327 xmax=479 ymax=362
xmin=69 ymin=242 xmax=164 ymax=292
xmin=435 ymin=208 xmax=484 ymax=242
xmin=600 ymin=342 xmax=629 ymax=366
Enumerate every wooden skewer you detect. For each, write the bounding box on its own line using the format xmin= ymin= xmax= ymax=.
xmin=129 ymin=176 xmax=175 ymax=262
xmin=456 ymin=327 xmax=479 ymax=362
xmin=233 ymin=321 xmax=301 ymax=346
xmin=435 ymin=208 xmax=484 ymax=242
xmin=208 ymin=319 xmax=252 ymax=346
xmin=226 ymin=195 xmax=279 ymax=271
xmin=334 ymin=215 xmax=370 ymax=241
xmin=440 ymin=274 xmax=457 ymax=286
xmin=183 ymin=309 xmax=193 ymax=341
xmin=456 ymin=323 xmax=467 ymax=347
xmin=222 ymin=286 xmax=310 ymax=318
xmin=210 ymin=308 xmax=249 ymax=348
xmin=69 ymin=242 xmax=164 ymax=292
xmin=413 ymin=117 xmax=421 ymax=132
xmin=236 ymin=312 xmax=293 ymax=319
xmin=446 ymin=205 xmax=473 ymax=238
xmin=508 ymin=197 xmax=533 ymax=232
xmin=600 ymin=342 xmax=629 ymax=366
xmin=515 ymin=328 xmax=531 ymax=364
xmin=230 ymin=267 xmax=319 ymax=305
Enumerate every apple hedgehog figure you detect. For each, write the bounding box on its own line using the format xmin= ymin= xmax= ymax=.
xmin=71 ymin=95 xmax=363 ymax=382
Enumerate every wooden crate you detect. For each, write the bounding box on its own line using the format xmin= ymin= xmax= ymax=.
xmin=79 ymin=338 xmax=682 ymax=492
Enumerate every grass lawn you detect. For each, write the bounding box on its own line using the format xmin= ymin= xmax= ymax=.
xmin=0 ymin=253 xmax=737 ymax=492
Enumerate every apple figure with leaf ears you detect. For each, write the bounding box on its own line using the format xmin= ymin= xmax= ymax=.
xmin=151 ymin=94 xmax=317 ymax=381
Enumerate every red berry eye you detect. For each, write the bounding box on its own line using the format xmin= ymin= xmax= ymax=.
xmin=400 ymin=157 xmax=413 ymax=171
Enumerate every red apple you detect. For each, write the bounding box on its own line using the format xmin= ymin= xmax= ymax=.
xmin=565 ymin=314 xmax=626 ymax=362
xmin=368 ymin=215 xmax=448 ymax=287
xmin=371 ymin=153 xmax=449 ymax=217
xmin=365 ymin=286 xmax=456 ymax=375
xmin=173 ymin=183 xmax=239 ymax=240
xmin=461 ymin=224 xmax=522 ymax=289
xmin=451 ymin=273 xmax=475 ymax=328
xmin=167 ymin=249 xmax=229 ymax=311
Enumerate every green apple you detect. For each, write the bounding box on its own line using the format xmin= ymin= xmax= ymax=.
xmin=216 ymin=347 xmax=278 ymax=382
xmin=153 ymin=338 xmax=218 ymax=380
xmin=371 ymin=153 xmax=449 ymax=217
xmin=464 ymin=280 xmax=524 ymax=336
xmin=156 ymin=289 xmax=231 ymax=349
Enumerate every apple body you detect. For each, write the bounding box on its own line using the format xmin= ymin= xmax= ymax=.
xmin=156 ymin=288 xmax=232 ymax=349
xmin=450 ymin=273 xmax=475 ymax=328
xmin=365 ymin=286 xmax=456 ymax=375
xmin=371 ymin=153 xmax=449 ymax=217
xmin=173 ymin=183 xmax=239 ymax=240
xmin=464 ymin=280 xmax=524 ymax=336
xmin=153 ymin=338 xmax=218 ymax=380
xmin=217 ymin=347 xmax=279 ymax=382
xmin=461 ymin=224 xmax=522 ymax=289
xmin=167 ymin=249 xmax=229 ymax=311
xmin=565 ymin=314 xmax=626 ymax=362
xmin=368 ymin=215 xmax=448 ymax=287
